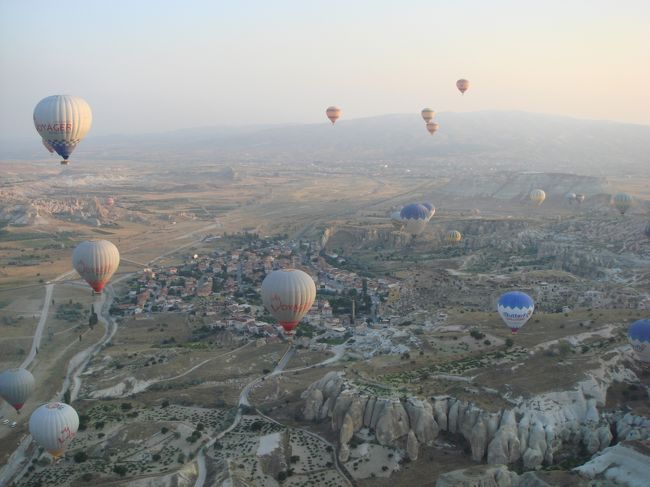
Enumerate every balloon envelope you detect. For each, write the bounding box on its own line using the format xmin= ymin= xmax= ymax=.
xmin=0 ymin=368 xmax=35 ymax=412
xmin=497 ymin=291 xmax=534 ymax=333
xmin=400 ymin=204 xmax=430 ymax=236
xmin=390 ymin=211 xmax=404 ymax=230
xmin=421 ymin=202 xmax=435 ymax=220
xmin=33 ymin=95 xmax=92 ymax=161
xmin=72 ymin=240 xmax=120 ymax=293
xmin=613 ymin=193 xmax=632 ymax=215
xmin=421 ymin=108 xmax=435 ymax=123
xmin=628 ymin=319 xmax=650 ymax=363
xmin=456 ymin=79 xmax=470 ymax=94
xmin=261 ymin=269 xmax=316 ymax=334
xmin=426 ymin=121 xmax=439 ymax=135
xmin=29 ymin=402 xmax=79 ymax=458
xmin=447 ymin=230 xmax=462 ymax=243
xmin=326 ymin=106 xmax=341 ymax=124
xmin=530 ymin=189 xmax=546 ymax=205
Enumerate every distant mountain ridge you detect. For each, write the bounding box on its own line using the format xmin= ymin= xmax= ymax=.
xmin=2 ymin=111 xmax=649 ymax=176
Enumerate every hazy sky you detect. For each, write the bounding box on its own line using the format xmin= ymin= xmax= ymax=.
xmin=1 ymin=0 xmax=649 ymax=138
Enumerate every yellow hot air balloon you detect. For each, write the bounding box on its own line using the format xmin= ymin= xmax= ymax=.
xmin=72 ymin=240 xmax=120 ymax=293
xmin=426 ymin=122 xmax=439 ymax=135
xmin=261 ymin=269 xmax=316 ymax=334
xmin=446 ymin=230 xmax=462 ymax=243
xmin=530 ymin=189 xmax=546 ymax=206
xmin=33 ymin=95 xmax=92 ymax=165
xmin=421 ymin=108 xmax=435 ymax=123
xmin=29 ymin=402 xmax=79 ymax=458
xmin=456 ymin=79 xmax=470 ymax=94
xmin=613 ymin=193 xmax=632 ymax=215
xmin=326 ymin=106 xmax=341 ymax=124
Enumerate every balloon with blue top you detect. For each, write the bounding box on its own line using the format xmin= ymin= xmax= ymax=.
xmin=628 ymin=319 xmax=650 ymax=364
xmin=497 ymin=291 xmax=535 ymax=334
xmin=400 ymin=203 xmax=430 ymax=236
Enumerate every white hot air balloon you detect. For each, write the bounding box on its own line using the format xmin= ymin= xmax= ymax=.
xmin=0 ymin=368 xmax=35 ymax=413
xmin=33 ymin=95 xmax=92 ymax=164
xmin=29 ymin=402 xmax=79 ymax=458
xmin=261 ymin=269 xmax=316 ymax=334
xmin=72 ymin=240 xmax=120 ymax=293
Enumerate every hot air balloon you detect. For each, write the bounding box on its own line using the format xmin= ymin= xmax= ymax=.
xmin=628 ymin=319 xmax=650 ymax=364
xmin=575 ymin=194 xmax=585 ymax=204
xmin=530 ymin=189 xmax=546 ymax=206
xmin=400 ymin=203 xmax=430 ymax=236
xmin=0 ymin=368 xmax=35 ymax=413
xmin=72 ymin=240 xmax=120 ymax=293
xmin=613 ymin=193 xmax=632 ymax=215
xmin=456 ymin=79 xmax=470 ymax=94
xmin=29 ymin=402 xmax=79 ymax=458
xmin=33 ymin=95 xmax=92 ymax=165
xmin=497 ymin=291 xmax=534 ymax=334
xmin=390 ymin=211 xmax=404 ymax=230
xmin=421 ymin=202 xmax=435 ymax=220
xmin=261 ymin=269 xmax=316 ymax=334
xmin=41 ymin=138 xmax=54 ymax=154
xmin=326 ymin=106 xmax=341 ymax=124
xmin=426 ymin=122 xmax=439 ymax=135
xmin=565 ymin=192 xmax=576 ymax=204
xmin=105 ymin=197 xmax=114 ymax=207
xmin=446 ymin=230 xmax=462 ymax=243
xmin=421 ymin=108 xmax=435 ymax=123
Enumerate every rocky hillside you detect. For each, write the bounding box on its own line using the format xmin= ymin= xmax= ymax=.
xmin=300 ymin=350 xmax=648 ymax=471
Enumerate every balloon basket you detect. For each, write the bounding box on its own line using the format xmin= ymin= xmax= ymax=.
xmin=60 ymin=160 xmax=68 ymax=165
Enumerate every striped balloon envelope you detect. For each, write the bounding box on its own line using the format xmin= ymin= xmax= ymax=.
xmin=0 ymin=368 xmax=35 ymax=412
xmin=33 ymin=95 xmax=92 ymax=163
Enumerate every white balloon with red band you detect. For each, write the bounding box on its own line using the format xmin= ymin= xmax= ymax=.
xmin=72 ymin=240 xmax=120 ymax=293
xmin=261 ymin=269 xmax=316 ymax=334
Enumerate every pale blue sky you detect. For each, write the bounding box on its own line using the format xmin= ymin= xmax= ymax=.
xmin=1 ymin=0 xmax=649 ymax=137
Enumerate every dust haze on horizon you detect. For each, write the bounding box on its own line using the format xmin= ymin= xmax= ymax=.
xmin=1 ymin=0 xmax=650 ymax=139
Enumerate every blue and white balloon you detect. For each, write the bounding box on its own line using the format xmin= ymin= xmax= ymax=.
xmin=497 ymin=291 xmax=534 ymax=334
xmin=628 ymin=319 xmax=650 ymax=364
xmin=400 ymin=203 xmax=430 ymax=236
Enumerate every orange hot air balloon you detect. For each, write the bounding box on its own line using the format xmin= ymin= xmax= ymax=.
xmin=326 ymin=106 xmax=341 ymax=124
xmin=421 ymin=108 xmax=435 ymax=123
xmin=261 ymin=269 xmax=316 ymax=334
xmin=426 ymin=122 xmax=439 ymax=135
xmin=456 ymin=79 xmax=470 ymax=95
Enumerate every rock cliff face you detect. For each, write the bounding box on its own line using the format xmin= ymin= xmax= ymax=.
xmin=300 ymin=355 xmax=646 ymax=470
xmin=573 ymin=441 xmax=650 ymax=486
